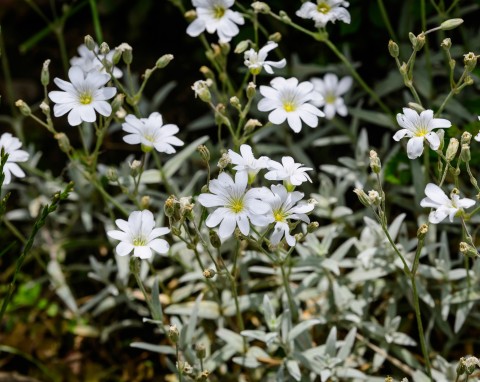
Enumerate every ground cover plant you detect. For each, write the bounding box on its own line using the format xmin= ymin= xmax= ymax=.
xmin=1 ymin=0 xmax=480 ymax=381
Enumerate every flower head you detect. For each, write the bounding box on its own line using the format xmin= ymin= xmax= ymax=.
xmin=311 ymin=73 xmax=352 ymax=119
xmin=0 ymin=133 xmax=29 ymax=185
xmin=265 ymin=156 xmax=313 ymax=191
xmin=122 ymin=112 xmax=184 ymax=154
xmin=70 ymin=43 xmax=122 ymax=78
xmin=107 ymin=210 xmax=170 ymax=259
xmin=393 ymin=108 xmax=451 ymax=159
xmin=228 ymin=144 xmax=269 ymax=183
xmin=420 ymin=183 xmax=475 ymax=224
xmin=186 ymin=0 xmax=245 ymax=43
xmin=197 ymin=171 xmax=270 ymax=239
xmin=48 ymin=66 xmax=117 ymax=126
xmin=258 ymin=77 xmax=324 ymax=133
xmin=296 ymin=0 xmax=351 ymax=28
xmin=263 ymin=184 xmax=314 ymax=246
xmin=244 ymin=41 xmax=286 ymax=75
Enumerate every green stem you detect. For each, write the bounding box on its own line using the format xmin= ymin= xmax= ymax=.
xmin=280 ymin=261 xmax=298 ymax=322
xmin=152 ymin=150 xmax=175 ymax=195
xmin=377 ymin=0 xmax=397 ymax=41
xmin=176 ymin=344 xmax=183 ymax=382
xmin=89 ymin=0 xmax=103 ymax=43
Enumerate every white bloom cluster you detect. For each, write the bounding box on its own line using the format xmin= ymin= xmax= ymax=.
xmin=198 ymin=144 xmax=314 ymax=244
xmin=70 ymin=43 xmax=123 ymax=78
xmin=0 ymin=133 xmax=29 ymax=185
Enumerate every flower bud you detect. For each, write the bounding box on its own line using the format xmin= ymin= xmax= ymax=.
xmin=122 ymin=46 xmax=133 ymax=65
xmin=195 ymin=343 xmax=206 ymax=359
xmin=459 ymin=242 xmax=479 ymax=258
xmin=209 ymin=230 xmax=221 ymax=248
xmin=129 ymin=159 xmax=142 ymax=177
xmin=234 ymin=40 xmax=250 ymax=54
xmin=464 ymin=52 xmax=477 ymax=72
xmin=247 ymin=81 xmax=256 ymax=99
xmin=368 ymin=190 xmax=381 ymax=206
xmin=408 ymin=32 xmax=417 ymax=48
xmin=457 ymin=357 xmax=467 ymax=376
xmin=464 ymin=356 xmax=479 ymax=375
xmin=219 ymin=42 xmax=230 ymax=55
xmin=164 ymin=195 xmax=176 ymax=218
xmin=199 ymin=65 xmax=215 ymax=80
xmin=168 ymin=324 xmax=179 ymax=343
xmin=156 ymin=54 xmax=174 ymax=68
xmin=279 ymin=10 xmax=291 ymax=23
xmin=197 ymin=144 xmax=210 ymax=162
xmin=436 ymin=129 xmax=445 ymax=151
xmin=460 ymin=143 xmax=471 ymax=162
xmin=369 ymin=150 xmax=381 ymax=174
xmin=307 ymin=221 xmax=319 ymax=233
xmin=244 ymin=119 xmax=262 ymax=134
xmin=417 ymin=224 xmax=428 ymax=240
xmin=407 ymin=102 xmax=425 ymax=113
xmin=440 ymin=18 xmax=463 ymax=31
xmin=140 ymin=196 xmax=150 ymax=209
xmin=353 ymin=188 xmax=371 ymax=207
xmin=197 ymin=370 xmax=210 ymax=382
xmin=251 ymin=1 xmax=270 ymax=13
xmin=441 ymin=38 xmax=452 ymax=50
xmin=192 ymin=80 xmax=212 ymax=103
xmin=84 ymin=35 xmax=96 ymax=51
xmin=54 ymin=132 xmax=71 ymax=153
xmin=415 ymin=33 xmax=426 ymax=50
xmin=203 ymin=268 xmax=216 ymax=278
xmin=41 ymin=59 xmax=50 ymax=86
xmin=40 ymin=101 xmax=50 ymax=116
xmin=446 ymin=138 xmax=459 ymax=161
xmin=461 ymin=131 xmax=472 ymax=145
xmin=99 ymin=42 xmax=110 ymax=55
xmin=269 ymin=32 xmax=282 ymax=43
xmin=184 ymin=9 xmax=197 ymax=22
xmin=214 ymin=104 xmax=231 ymax=127
xmin=217 ymin=152 xmax=231 ymax=171
xmin=112 ymin=48 xmax=122 ymax=64
xmin=464 ymin=75 xmax=474 ymax=86
xmin=388 ymin=40 xmax=399 ymax=58
xmin=106 ymin=167 xmax=119 ymax=182
xmin=15 ymin=99 xmax=31 ymax=116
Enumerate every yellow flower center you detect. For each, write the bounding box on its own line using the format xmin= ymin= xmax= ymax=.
xmin=414 ymin=126 xmax=429 ymax=137
xmin=317 ymin=2 xmax=331 ymax=14
xmin=79 ymin=92 xmax=93 ymax=105
xmin=283 ymin=102 xmax=296 ymax=112
xmin=213 ymin=5 xmax=226 ymax=19
xmin=229 ymin=198 xmax=244 ymax=213
xmin=325 ymin=94 xmax=336 ymax=104
xmin=133 ymin=237 xmax=147 ymax=246
xmin=273 ymin=209 xmax=286 ymax=222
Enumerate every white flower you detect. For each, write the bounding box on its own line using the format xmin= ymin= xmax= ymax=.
xmin=420 ymin=183 xmax=475 ymax=224
xmin=474 ymin=116 xmax=480 ymax=142
xmin=186 ymin=0 xmax=245 ymax=43
xmin=107 ymin=210 xmax=170 ymax=259
xmin=70 ymin=43 xmax=122 ymax=78
xmin=0 ymin=133 xmax=29 ymax=185
xmin=296 ymin=0 xmax=351 ymax=28
xmin=311 ymin=73 xmax=352 ymax=119
xmin=122 ymin=112 xmax=184 ymax=154
xmin=263 ymin=184 xmax=314 ymax=246
xmin=228 ymin=144 xmax=269 ymax=183
xmin=48 ymin=66 xmax=117 ymax=126
xmin=197 ymin=171 xmax=270 ymax=239
xmin=258 ymin=77 xmax=325 ymax=133
xmin=265 ymin=156 xmax=313 ymax=191
xmin=393 ymin=108 xmax=451 ymax=159
xmin=244 ymin=41 xmax=286 ymax=75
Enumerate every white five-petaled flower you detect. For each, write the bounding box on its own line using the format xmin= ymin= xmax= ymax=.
xmin=197 ymin=171 xmax=270 ymax=239
xmin=265 ymin=156 xmax=313 ymax=191
xmin=258 ymin=77 xmax=325 ymax=133
xmin=393 ymin=108 xmax=451 ymax=159
xmin=420 ymin=183 xmax=475 ymax=224
xmin=263 ymin=184 xmax=314 ymax=246
xmin=107 ymin=210 xmax=170 ymax=259
xmin=122 ymin=112 xmax=184 ymax=154
xmin=0 ymin=133 xmax=29 ymax=185
xmin=70 ymin=43 xmax=123 ymax=78
xmin=228 ymin=144 xmax=269 ymax=183
xmin=186 ymin=0 xmax=245 ymax=43
xmin=244 ymin=41 xmax=286 ymax=75
xmin=311 ymin=73 xmax=352 ymax=119
xmin=296 ymin=0 xmax=351 ymax=28
xmin=48 ymin=66 xmax=117 ymax=126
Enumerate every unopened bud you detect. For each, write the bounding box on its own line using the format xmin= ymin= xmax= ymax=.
xmin=353 ymin=188 xmax=371 ymax=207
xmin=203 ymin=268 xmax=216 ymax=278
xmin=184 ymin=9 xmax=197 ymax=22
xmin=307 ymin=221 xmax=319 ymax=233
xmin=111 ymin=93 xmax=124 ymax=113
xmin=269 ymin=32 xmax=282 ymax=43
xmin=195 ymin=343 xmax=206 ymax=359
xmin=399 ymin=62 xmax=408 ymax=76
xmin=54 ymin=132 xmax=71 ymax=153
xmin=214 ymin=104 xmax=231 ymax=127
xmin=112 ymin=48 xmax=122 ymax=64
xmin=40 ymin=101 xmax=50 ymax=115
xmin=369 ymin=150 xmax=381 ymax=173
xmin=408 ymin=32 xmax=417 ymax=48
xmin=415 ymin=33 xmax=425 ymax=50
xmin=15 ymin=99 xmax=31 ymax=116
xmin=446 ymin=138 xmax=459 ymax=161
xmin=209 ymin=230 xmax=221 ymax=248
xmin=417 ymin=224 xmax=428 ymax=240
xmin=129 ymin=160 xmax=142 ymax=177
xmin=84 ymin=35 xmax=96 ymax=51
xmin=199 ymin=66 xmax=215 ymax=80
xmin=244 ymin=119 xmax=262 ymax=133
xmin=230 ymin=96 xmax=241 ymax=109
xmin=41 ymin=59 xmax=50 ymax=86
xmin=461 ymin=131 xmax=472 ymax=145
xmin=106 ymin=167 xmax=118 ymax=182
xmin=251 ymin=1 xmax=270 ymax=13
xmin=368 ymin=190 xmax=381 ymax=205
xmin=464 ymin=52 xmax=477 ymax=72
xmin=247 ymin=81 xmax=256 ymax=99
xmin=440 ymin=18 xmax=463 ymax=31
xmin=407 ymin=102 xmax=425 ymax=113
xmin=436 ymin=129 xmax=445 ymax=151
xmin=457 ymin=357 xmax=467 ymax=376
xmin=388 ymin=40 xmax=399 ymax=58
xmin=122 ymin=46 xmax=133 ymax=65
xmin=99 ymin=42 xmax=110 ymax=55
xmin=219 ymin=42 xmax=230 ymax=55
xmin=464 ymin=75 xmax=474 ymax=86
xmin=192 ymin=80 xmax=212 ymax=103
xmin=279 ymin=10 xmax=291 ymax=23
xmin=156 ymin=54 xmax=174 ymax=68
xmin=234 ymin=40 xmax=250 ymax=54
xmin=459 ymin=242 xmax=479 ymax=258
xmin=460 ymin=144 xmax=471 ymax=162
xmin=197 ymin=144 xmax=210 ymax=162
xmin=217 ymin=152 xmax=231 ymax=170
xmin=441 ymin=38 xmax=451 ymax=50
xmin=168 ymin=325 xmax=179 ymax=343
